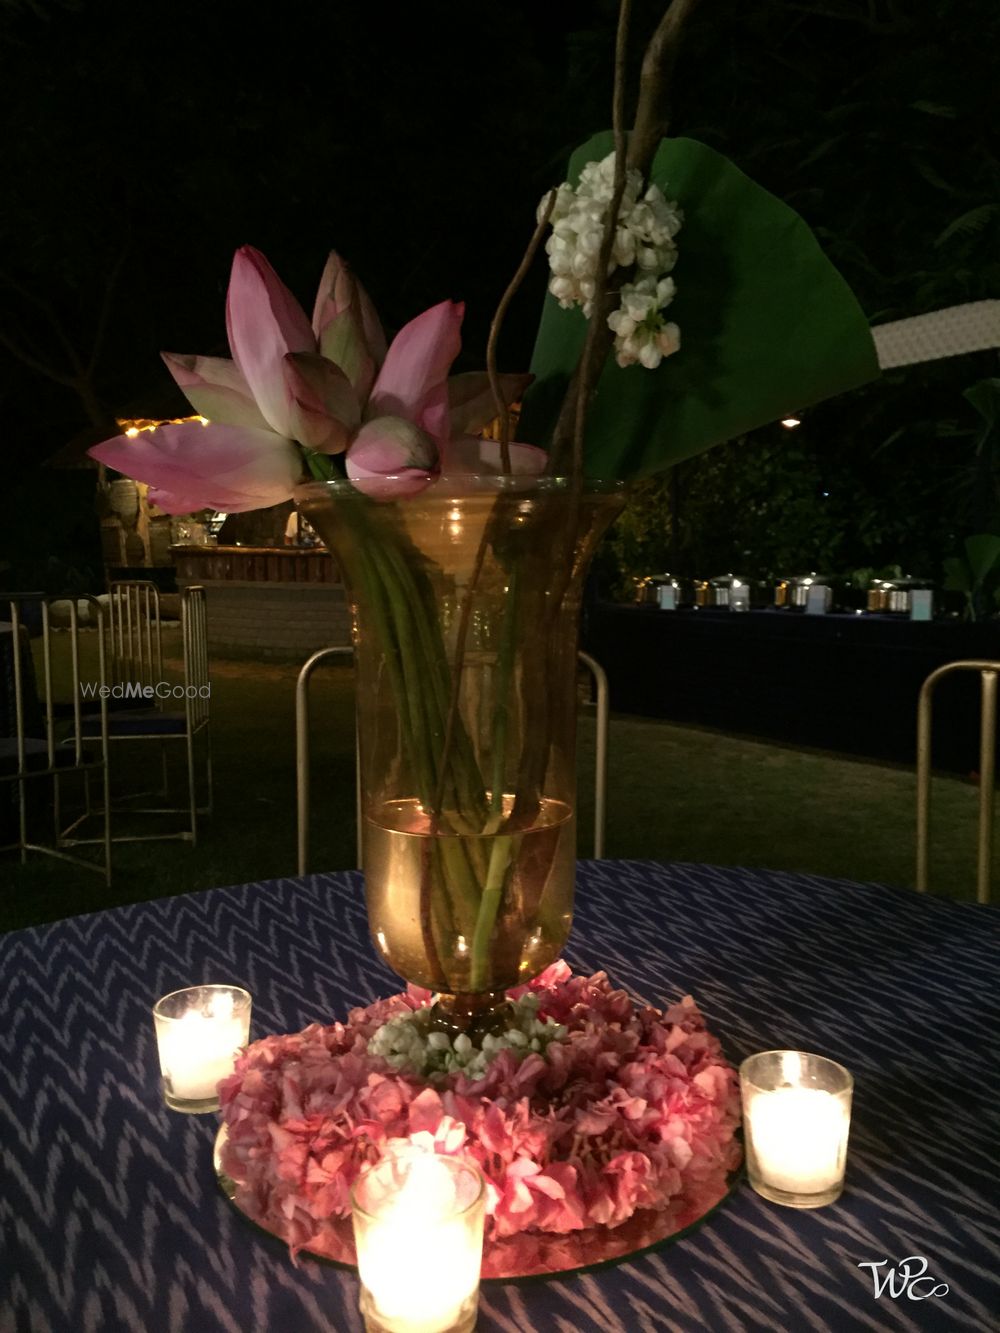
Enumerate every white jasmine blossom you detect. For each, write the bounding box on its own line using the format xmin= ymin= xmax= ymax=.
xmin=607 ymin=274 xmax=681 ymax=369
xmin=540 ymin=151 xmax=682 ymax=324
xmin=368 ymin=991 xmax=567 ymax=1081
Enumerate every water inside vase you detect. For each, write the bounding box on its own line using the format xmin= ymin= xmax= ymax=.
xmin=363 ymin=796 xmax=575 ymax=993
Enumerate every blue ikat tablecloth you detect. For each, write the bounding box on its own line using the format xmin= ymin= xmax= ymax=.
xmin=2 ymin=860 xmax=998 ymax=1332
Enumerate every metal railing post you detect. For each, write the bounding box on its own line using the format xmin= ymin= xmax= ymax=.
xmin=916 ymin=659 xmax=999 ymax=904
xmin=296 ymin=646 xmax=355 ymax=876
xmin=977 ymin=670 xmax=997 ymax=906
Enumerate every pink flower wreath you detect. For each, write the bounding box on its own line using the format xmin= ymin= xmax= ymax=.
xmin=218 ymin=962 xmax=741 ymax=1273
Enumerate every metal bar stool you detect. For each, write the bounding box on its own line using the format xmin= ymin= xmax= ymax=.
xmin=296 ymin=649 xmax=610 ymax=875
xmin=916 ymin=659 xmax=999 ymax=904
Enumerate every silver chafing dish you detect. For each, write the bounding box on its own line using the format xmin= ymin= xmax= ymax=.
xmin=694 ymin=573 xmax=753 ymax=610
xmin=774 ymin=573 xmax=832 ymax=609
xmin=635 ymin=573 xmax=684 ymax=609
xmin=866 ymin=576 xmax=934 ymax=614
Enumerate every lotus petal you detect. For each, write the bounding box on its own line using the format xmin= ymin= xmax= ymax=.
xmin=368 ymin=300 xmax=463 ymax=429
xmin=226 ymin=246 xmax=315 ymax=438
xmin=440 ymin=436 xmax=548 ymax=476
xmin=317 ymin=307 xmax=376 ymax=399
xmin=417 ymin=380 xmax=450 ymax=447
xmin=283 ymin=352 xmax=360 ymax=454
xmin=89 ymin=421 xmax=301 ymax=513
xmin=161 ymin=352 xmax=271 ymax=431
xmin=312 ymin=252 xmax=387 ymax=370
xmin=447 ymin=371 xmax=534 ymax=434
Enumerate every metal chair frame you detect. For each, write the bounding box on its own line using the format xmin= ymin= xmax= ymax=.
xmin=296 ymin=648 xmax=610 ymax=876
xmin=67 ymin=584 xmax=213 ymax=847
xmin=916 ymin=659 xmax=999 ymax=904
xmin=1 ymin=596 xmax=111 ymax=884
xmin=106 ymin=579 xmax=170 ymax=802
xmin=108 ymin=579 xmax=164 ymax=691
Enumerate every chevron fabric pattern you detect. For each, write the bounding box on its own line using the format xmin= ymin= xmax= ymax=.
xmin=2 ymin=860 xmax=998 ymax=1331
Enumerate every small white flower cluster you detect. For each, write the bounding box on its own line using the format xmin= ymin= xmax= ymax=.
xmin=607 ymin=276 xmax=681 ymax=369
xmin=368 ymin=992 xmax=566 ymax=1081
xmin=540 ymin=151 xmax=683 ymax=370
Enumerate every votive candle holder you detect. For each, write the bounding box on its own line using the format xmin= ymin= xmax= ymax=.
xmin=740 ymin=1049 xmax=853 ymax=1208
xmin=152 ymin=984 xmax=251 ymax=1114
xmin=351 ymin=1151 xmax=486 ymax=1333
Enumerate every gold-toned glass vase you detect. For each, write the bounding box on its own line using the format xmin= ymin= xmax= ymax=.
xmin=297 ymin=475 xmax=624 ymax=1032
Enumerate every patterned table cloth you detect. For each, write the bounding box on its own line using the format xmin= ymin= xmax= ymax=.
xmin=2 ymin=861 xmax=998 ymax=1332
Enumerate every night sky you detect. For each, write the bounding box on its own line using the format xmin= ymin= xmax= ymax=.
xmin=1 ymin=0 xmax=996 ymax=584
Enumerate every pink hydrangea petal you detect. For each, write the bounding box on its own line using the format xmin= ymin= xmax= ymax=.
xmin=217 ymin=965 xmax=741 ymax=1250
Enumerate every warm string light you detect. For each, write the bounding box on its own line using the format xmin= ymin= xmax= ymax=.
xmin=117 ymin=415 xmax=210 ymax=438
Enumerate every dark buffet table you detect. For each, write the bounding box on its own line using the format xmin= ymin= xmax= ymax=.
xmin=583 ymin=604 xmax=1000 ymax=772
xmin=1 ymin=861 xmax=997 ymax=1331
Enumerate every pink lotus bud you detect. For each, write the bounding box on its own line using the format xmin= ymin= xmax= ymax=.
xmin=345 ymin=415 xmax=438 ymax=498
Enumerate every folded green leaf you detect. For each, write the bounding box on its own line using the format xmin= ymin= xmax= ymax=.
xmin=521 ymin=133 xmax=881 ymax=480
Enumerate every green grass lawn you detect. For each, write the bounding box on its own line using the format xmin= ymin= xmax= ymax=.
xmin=0 ymin=627 xmax=987 ymax=933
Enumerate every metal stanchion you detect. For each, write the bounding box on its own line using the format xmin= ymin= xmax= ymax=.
xmin=916 ymin=660 xmax=999 ymax=904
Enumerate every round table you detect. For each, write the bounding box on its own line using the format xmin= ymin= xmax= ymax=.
xmin=1 ymin=861 xmax=997 ymax=1331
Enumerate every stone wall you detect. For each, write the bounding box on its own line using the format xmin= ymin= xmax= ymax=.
xmin=175 ymin=580 xmax=352 ymax=660
xmin=171 ymin=544 xmax=352 ymax=660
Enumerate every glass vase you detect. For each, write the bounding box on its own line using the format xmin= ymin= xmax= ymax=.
xmin=297 ymin=475 xmax=624 ymax=1032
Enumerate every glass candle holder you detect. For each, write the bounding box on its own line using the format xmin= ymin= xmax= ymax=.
xmin=352 ymin=1151 xmax=486 ymax=1333
xmin=740 ymin=1050 xmax=853 ymax=1208
xmin=152 ymin=984 xmax=251 ymax=1113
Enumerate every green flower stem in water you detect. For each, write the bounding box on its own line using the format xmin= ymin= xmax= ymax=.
xmin=469 ymin=833 xmax=514 ymax=991
xmin=487 ymin=564 xmax=519 ymax=829
xmin=380 ymin=538 xmax=488 ymax=825
xmin=469 ymin=567 xmax=522 ymax=987
xmin=363 ymin=534 xmax=486 ymax=955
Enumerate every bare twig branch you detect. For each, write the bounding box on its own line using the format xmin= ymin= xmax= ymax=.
xmin=486 ymin=188 xmax=557 ymax=473
xmin=547 ymin=0 xmax=701 ymax=474
xmin=571 ymin=0 xmax=632 ymax=477
xmin=0 ymin=325 xmax=77 ymax=386
xmin=628 ymin=0 xmax=701 ymax=177
xmin=87 ymin=236 xmax=131 ymax=378
xmin=0 ymin=266 xmax=86 ymax=375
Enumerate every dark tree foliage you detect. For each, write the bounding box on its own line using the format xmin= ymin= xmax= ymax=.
xmin=0 ymin=0 xmax=996 ymax=590
xmin=601 ymin=0 xmax=1000 ymax=587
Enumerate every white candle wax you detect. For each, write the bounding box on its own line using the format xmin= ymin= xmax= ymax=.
xmin=748 ymin=1086 xmax=849 ymax=1193
xmin=158 ymin=996 xmax=244 ymax=1101
xmin=357 ymin=1156 xmax=481 ymax=1333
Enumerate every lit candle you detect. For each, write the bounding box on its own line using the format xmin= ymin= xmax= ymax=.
xmin=741 ymin=1050 xmax=852 ymax=1208
xmin=153 ymin=985 xmax=251 ymax=1113
xmin=352 ymin=1152 xmax=485 ymax=1333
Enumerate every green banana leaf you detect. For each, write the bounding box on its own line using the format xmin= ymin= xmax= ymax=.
xmin=520 ymin=133 xmax=881 ymax=479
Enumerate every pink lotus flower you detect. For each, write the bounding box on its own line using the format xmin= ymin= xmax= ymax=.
xmin=89 ymin=246 xmax=538 ymax=511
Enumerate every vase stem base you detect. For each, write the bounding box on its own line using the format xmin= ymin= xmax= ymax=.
xmin=428 ymin=990 xmax=514 ymax=1039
